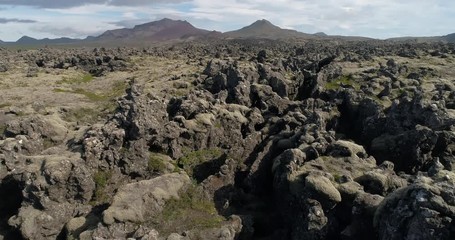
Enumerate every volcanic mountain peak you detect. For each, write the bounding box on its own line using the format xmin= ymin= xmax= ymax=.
xmin=96 ymin=18 xmax=213 ymax=42
xmin=444 ymin=33 xmax=455 ymax=42
xmin=16 ymin=35 xmax=38 ymax=44
xmin=225 ymin=19 xmax=314 ymax=39
xmin=133 ymin=18 xmax=189 ymax=30
xmin=250 ymin=19 xmax=276 ymax=27
xmin=241 ymin=19 xmax=283 ymax=32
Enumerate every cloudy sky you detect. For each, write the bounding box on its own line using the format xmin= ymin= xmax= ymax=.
xmin=0 ymin=0 xmax=453 ymax=41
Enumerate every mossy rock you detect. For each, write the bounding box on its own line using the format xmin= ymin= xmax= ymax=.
xmin=148 ymin=153 xmax=171 ymax=173
xmin=177 ymin=148 xmax=223 ymax=177
xmin=154 ymin=184 xmax=225 ymax=235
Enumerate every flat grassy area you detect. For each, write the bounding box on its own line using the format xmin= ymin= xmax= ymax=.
xmin=56 ymin=73 xmax=94 ymax=85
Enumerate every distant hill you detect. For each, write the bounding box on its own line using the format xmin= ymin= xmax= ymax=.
xmin=387 ymin=33 xmax=455 ymax=43
xmin=13 ymin=36 xmax=81 ymax=45
xmin=224 ymin=19 xmax=316 ymax=39
xmin=95 ymin=18 xmax=219 ymax=42
xmin=1 ymin=18 xmax=453 ymax=46
xmin=16 ymin=36 xmax=38 ymax=44
xmin=443 ymin=33 xmax=455 ymax=43
xmin=314 ymin=32 xmax=328 ymax=37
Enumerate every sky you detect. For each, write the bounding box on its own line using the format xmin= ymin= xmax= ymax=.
xmin=0 ymin=0 xmax=454 ymax=41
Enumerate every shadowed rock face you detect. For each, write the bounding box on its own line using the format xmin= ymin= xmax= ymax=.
xmin=0 ymin=39 xmax=455 ymax=239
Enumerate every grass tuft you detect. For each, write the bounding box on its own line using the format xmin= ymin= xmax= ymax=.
xmin=91 ymin=170 xmax=112 ymax=205
xmin=148 ymin=153 xmax=168 ymax=173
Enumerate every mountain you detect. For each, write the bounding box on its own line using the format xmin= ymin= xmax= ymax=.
xmin=224 ymin=19 xmax=316 ymax=39
xmin=387 ymin=33 xmax=455 ymax=43
xmin=314 ymin=32 xmax=328 ymax=37
xmin=443 ymin=33 xmax=455 ymax=43
xmin=3 ymin=18 xmax=452 ymax=46
xmin=14 ymin=36 xmax=81 ymax=45
xmin=95 ymin=18 xmax=218 ymax=42
xmin=16 ymin=36 xmax=39 ymax=44
xmin=40 ymin=37 xmax=81 ymax=44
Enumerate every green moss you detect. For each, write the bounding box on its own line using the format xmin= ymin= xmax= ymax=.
xmin=214 ymin=122 xmax=222 ymax=129
xmin=53 ymin=80 xmax=127 ymax=102
xmin=148 ymin=153 xmax=168 ymax=173
xmin=172 ymin=89 xmax=189 ymax=97
xmin=53 ymin=88 xmax=67 ymax=93
xmin=177 ymin=148 xmax=223 ymax=176
xmin=325 ymin=75 xmax=360 ymax=90
xmin=0 ymin=103 xmax=11 ymax=109
xmin=91 ymin=170 xmax=112 ymax=205
xmin=74 ymin=88 xmax=109 ymax=101
xmin=333 ymin=174 xmax=342 ymax=183
xmin=16 ymin=82 xmax=30 ymax=88
xmin=0 ymin=124 xmax=6 ymax=136
xmin=62 ymin=107 xmax=100 ymax=124
xmin=155 ymin=185 xmax=224 ymax=234
xmin=56 ymin=73 xmax=94 ymax=85
xmin=109 ymin=81 xmax=128 ymax=98
xmin=42 ymin=137 xmax=56 ymax=150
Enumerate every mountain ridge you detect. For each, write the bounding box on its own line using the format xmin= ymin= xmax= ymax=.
xmin=95 ymin=18 xmax=217 ymax=42
xmin=0 ymin=18 xmax=453 ymax=45
xmin=224 ymin=19 xmax=317 ymax=39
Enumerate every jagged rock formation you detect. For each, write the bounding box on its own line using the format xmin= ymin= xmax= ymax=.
xmin=1 ymin=39 xmax=455 ymax=239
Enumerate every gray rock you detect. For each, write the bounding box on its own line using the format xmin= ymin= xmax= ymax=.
xmin=374 ymin=175 xmax=455 ymax=240
xmin=304 ymin=173 xmax=342 ymax=205
xmin=103 ymin=172 xmax=191 ymax=225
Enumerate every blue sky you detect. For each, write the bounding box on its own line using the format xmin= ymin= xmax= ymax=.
xmin=0 ymin=0 xmax=454 ymax=41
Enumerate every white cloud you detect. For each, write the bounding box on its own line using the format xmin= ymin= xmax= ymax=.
xmin=0 ymin=0 xmax=454 ymax=41
xmin=181 ymin=0 xmax=455 ymax=37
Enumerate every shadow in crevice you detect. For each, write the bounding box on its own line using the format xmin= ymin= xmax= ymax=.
xmin=57 ymin=203 xmax=109 ymax=240
xmin=193 ymin=154 xmax=227 ymax=183
xmin=0 ymin=176 xmax=24 ymax=240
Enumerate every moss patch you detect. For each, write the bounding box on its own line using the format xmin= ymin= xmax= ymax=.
xmin=153 ymin=185 xmax=224 ymax=234
xmin=53 ymin=80 xmax=127 ymax=103
xmin=62 ymin=107 xmax=101 ymax=124
xmin=53 ymin=88 xmax=108 ymax=101
xmin=325 ymin=75 xmax=360 ymax=90
xmin=42 ymin=137 xmax=56 ymax=150
xmin=56 ymin=73 xmax=94 ymax=85
xmin=0 ymin=124 xmax=6 ymax=136
xmin=91 ymin=170 xmax=112 ymax=205
xmin=177 ymin=148 xmax=223 ymax=177
xmin=148 ymin=153 xmax=168 ymax=173
xmin=0 ymin=103 xmax=11 ymax=109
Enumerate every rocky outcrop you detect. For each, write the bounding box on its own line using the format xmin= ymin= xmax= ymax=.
xmin=375 ymin=172 xmax=455 ymax=240
xmin=1 ymin=39 xmax=455 ymax=239
xmin=103 ymin=172 xmax=191 ymax=225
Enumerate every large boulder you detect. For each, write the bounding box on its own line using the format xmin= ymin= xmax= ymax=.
xmin=103 ymin=172 xmax=191 ymax=225
xmin=374 ymin=173 xmax=455 ymax=240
